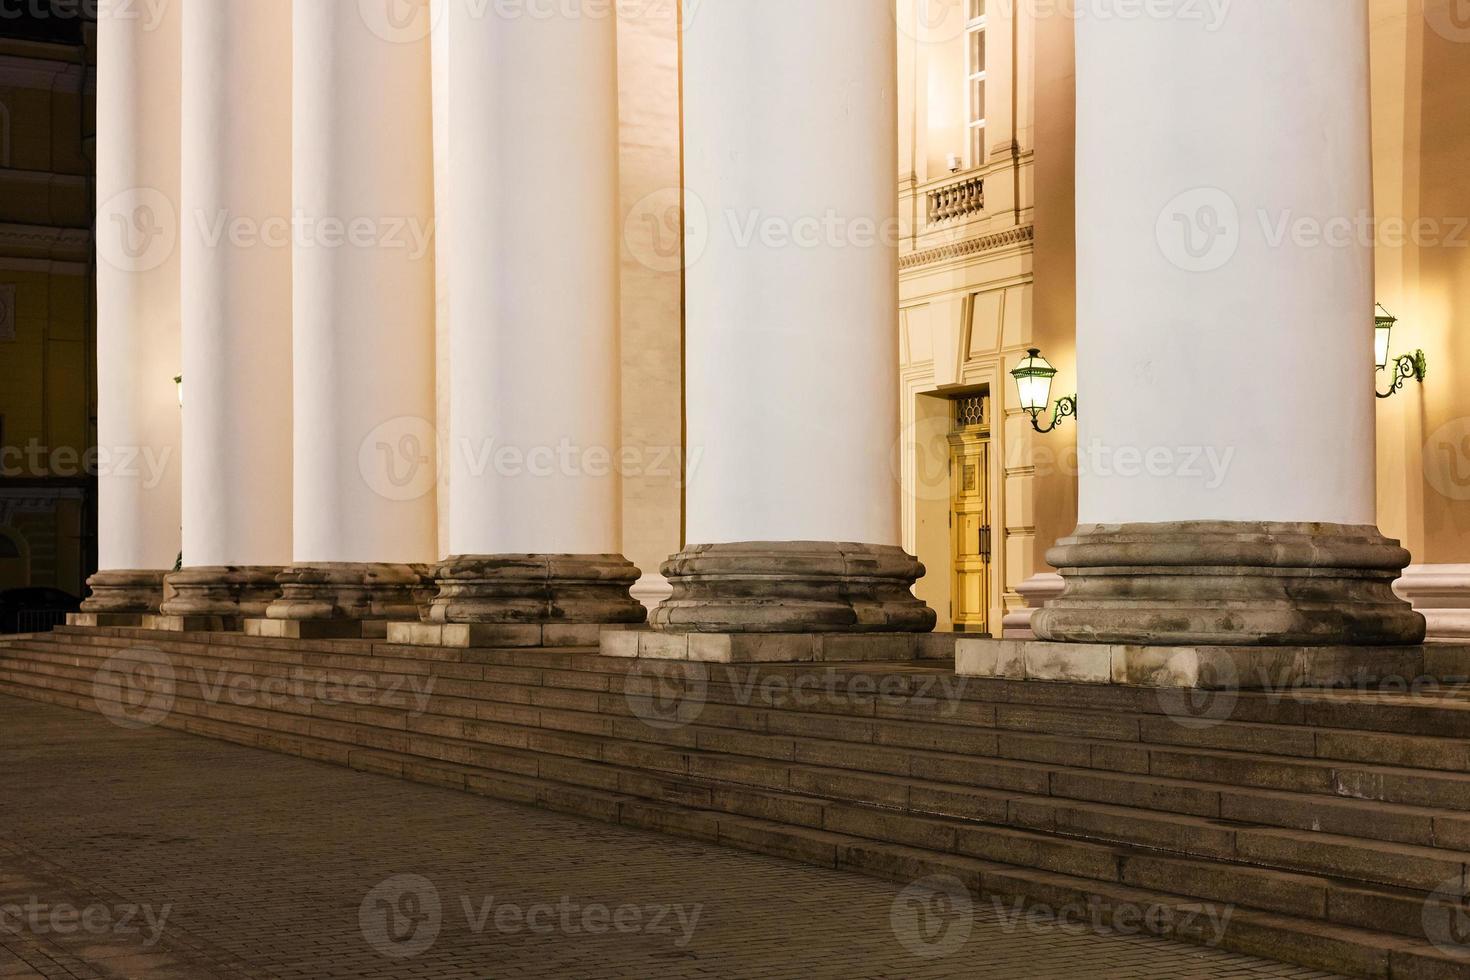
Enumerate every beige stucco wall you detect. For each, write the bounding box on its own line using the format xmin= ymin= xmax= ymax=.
xmin=1372 ymin=0 xmax=1470 ymax=563
xmin=615 ymin=1 xmax=684 ymax=590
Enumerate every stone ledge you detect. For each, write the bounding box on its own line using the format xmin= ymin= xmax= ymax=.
xmin=144 ymin=614 xmax=246 ymax=633
xmin=388 ymin=621 xmax=640 ymax=650
xmin=243 ymin=619 xmax=389 ymax=640
xmin=955 ymin=638 xmax=1470 ymax=690
xmin=67 ymin=612 xmax=148 ymax=628
xmin=601 ymin=630 xmax=978 ymax=664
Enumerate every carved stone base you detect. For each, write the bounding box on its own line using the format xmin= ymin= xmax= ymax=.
xmin=999 ymin=572 xmax=1064 ymax=640
xmin=650 ymin=542 xmax=937 ymax=634
xmin=263 ymin=563 xmax=425 ymax=624
xmin=157 ymin=566 xmax=283 ymax=629
xmin=79 ymin=569 xmax=167 ymax=618
xmin=1395 ymin=564 xmax=1470 ymax=644
xmin=1033 ymin=522 xmax=1426 ymax=647
xmin=425 ymin=555 xmax=647 ymax=626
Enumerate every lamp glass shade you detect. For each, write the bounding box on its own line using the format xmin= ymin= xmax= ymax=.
xmin=1374 ymin=313 xmax=1395 ymax=371
xmin=1370 ymin=302 xmax=1393 ymax=371
xmin=1011 ymin=348 xmax=1057 ymax=413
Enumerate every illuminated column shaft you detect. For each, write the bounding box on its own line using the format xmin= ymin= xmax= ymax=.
xmin=263 ymin=0 xmax=439 ymax=633
xmin=421 ymin=0 xmax=644 ymax=629
xmin=1034 ymin=1 xmax=1423 ymax=646
xmin=85 ymin=3 xmax=184 ymax=617
xmin=652 ymin=0 xmax=934 ymax=634
xmin=162 ymin=0 xmax=293 ymax=624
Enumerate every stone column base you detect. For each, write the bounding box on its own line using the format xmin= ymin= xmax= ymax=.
xmin=76 ymin=569 xmax=167 ymax=625
xmin=424 ymin=555 xmax=647 ymax=626
xmin=251 ymin=563 xmax=426 ymax=639
xmin=999 ymin=573 xmax=1064 ymax=640
xmin=1032 ymin=522 xmax=1426 ymax=647
xmin=650 ymin=542 xmax=937 ymax=634
xmin=1394 ymin=564 xmax=1470 ymax=644
xmin=153 ymin=566 xmax=283 ymax=631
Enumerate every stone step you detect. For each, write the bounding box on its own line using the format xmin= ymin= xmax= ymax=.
xmin=34 ymin=631 xmax=1470 ymax=775
xmin=10 ymin=642 xmax=1470 ymax=847
xmin=37 ymin=628 xmax=1470 ymax=748
xmin=7 ymin=654 xmax=1470 ymax=909
xmin=0 ymin=676 xmax=1463 ymax=980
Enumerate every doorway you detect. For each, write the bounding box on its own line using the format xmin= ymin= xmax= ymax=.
xmin=948 ymin=395 xmax=991 ymax=633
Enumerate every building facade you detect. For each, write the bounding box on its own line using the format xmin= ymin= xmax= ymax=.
xmin=72 ymin=0 xmax=1463 ymax=647
xmin=0 ymin=10 xmax=95 ymax=598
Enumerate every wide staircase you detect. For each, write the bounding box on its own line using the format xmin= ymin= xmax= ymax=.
xmin=3 ymin=625 xmax=1470 ymax=978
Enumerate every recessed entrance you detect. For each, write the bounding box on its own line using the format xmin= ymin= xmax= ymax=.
xmin=948 ymin=395 xmax=991 ymax=633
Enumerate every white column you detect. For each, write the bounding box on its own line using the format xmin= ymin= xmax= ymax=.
xmin=87 ymin=2 xmax=183 ymax=615
xmin=291 ymin=0 xmax=437 ymax=564
xmin=170 ymin=0 xmax=293 ymax=619
xmin=1076 ymin=3 xmax=1374 ymax=526
xmin=439 ymin=0 xmax=619 ymax=556
xmin=683 ymin=0 xmax=901 ymax=546
xmin=266 ymin=0 xmax=438 ymax=630
xmin=418 ymin=0 xmax=643 ymax=630
xmin=655 ymin=0 xmax=932 ymax=634
xmin=1034 ymin=1 xmax=1422 ymax=646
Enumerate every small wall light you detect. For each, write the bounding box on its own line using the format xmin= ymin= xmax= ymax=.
xmin=947 ymin=153 xmax=962 ymax=174
xmin=174 ymin=374 xmax=183 ymax=408
xmin=1374 ymin=304 xmax=1427 ymax=400
xmin=1011 ymin=348 xmax=1077 ymax=433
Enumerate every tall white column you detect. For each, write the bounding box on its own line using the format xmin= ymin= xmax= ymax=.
xmin=263 ymin=0 xmax=438 ymax=634
xmin=1033 ymin=1 xmax=1423 ymax=646
xmin=163 ymin=0 xmax=293 ymax=626
xmin=653 ymin=0 xmax=933 ymax=633
xmin=419 ymin=0 xmax=644 ymax=631
xmin=86 ymin=2 xmax=183 ymax=617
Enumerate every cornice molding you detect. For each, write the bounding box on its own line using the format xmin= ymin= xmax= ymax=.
xmin=900 ymin=225 xmax=1035 ymax=271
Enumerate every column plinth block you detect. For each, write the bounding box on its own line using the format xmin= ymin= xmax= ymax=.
xmin=79 ymin=570 xmax=167 ymax=620
xmin=157 ymin=566 xmax=283 ymax=629
xmin=650 ymin=542 xmax=936 ymax=634
xmin=1395 ymin=564 xmax=1470 ymax=644
xmin=263 ymin=563 xmax=424 ymax=625
xmin=425 ymin=555 xmax=647 ymax=626
xmin=1033 ymin=522 xmax=1426 ymax=647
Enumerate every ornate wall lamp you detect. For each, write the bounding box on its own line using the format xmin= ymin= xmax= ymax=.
xmin=1375 ymin=304 xmax=1427 ymax=400
xmin=1011 ymin=348 xmax=1077 ymax=434
xmin=174 ymin=373 xmax=184 ymax=408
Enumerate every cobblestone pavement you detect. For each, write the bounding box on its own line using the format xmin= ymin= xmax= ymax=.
xmin=0 ymin=694 xmax=1344 ymax=980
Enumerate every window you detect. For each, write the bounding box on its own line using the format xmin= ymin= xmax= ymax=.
xmin=967 ymin=0 xmax=987 ymax=168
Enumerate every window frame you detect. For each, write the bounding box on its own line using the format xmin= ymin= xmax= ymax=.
xmin=966 ymin=1 xmax=988 ymax=169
